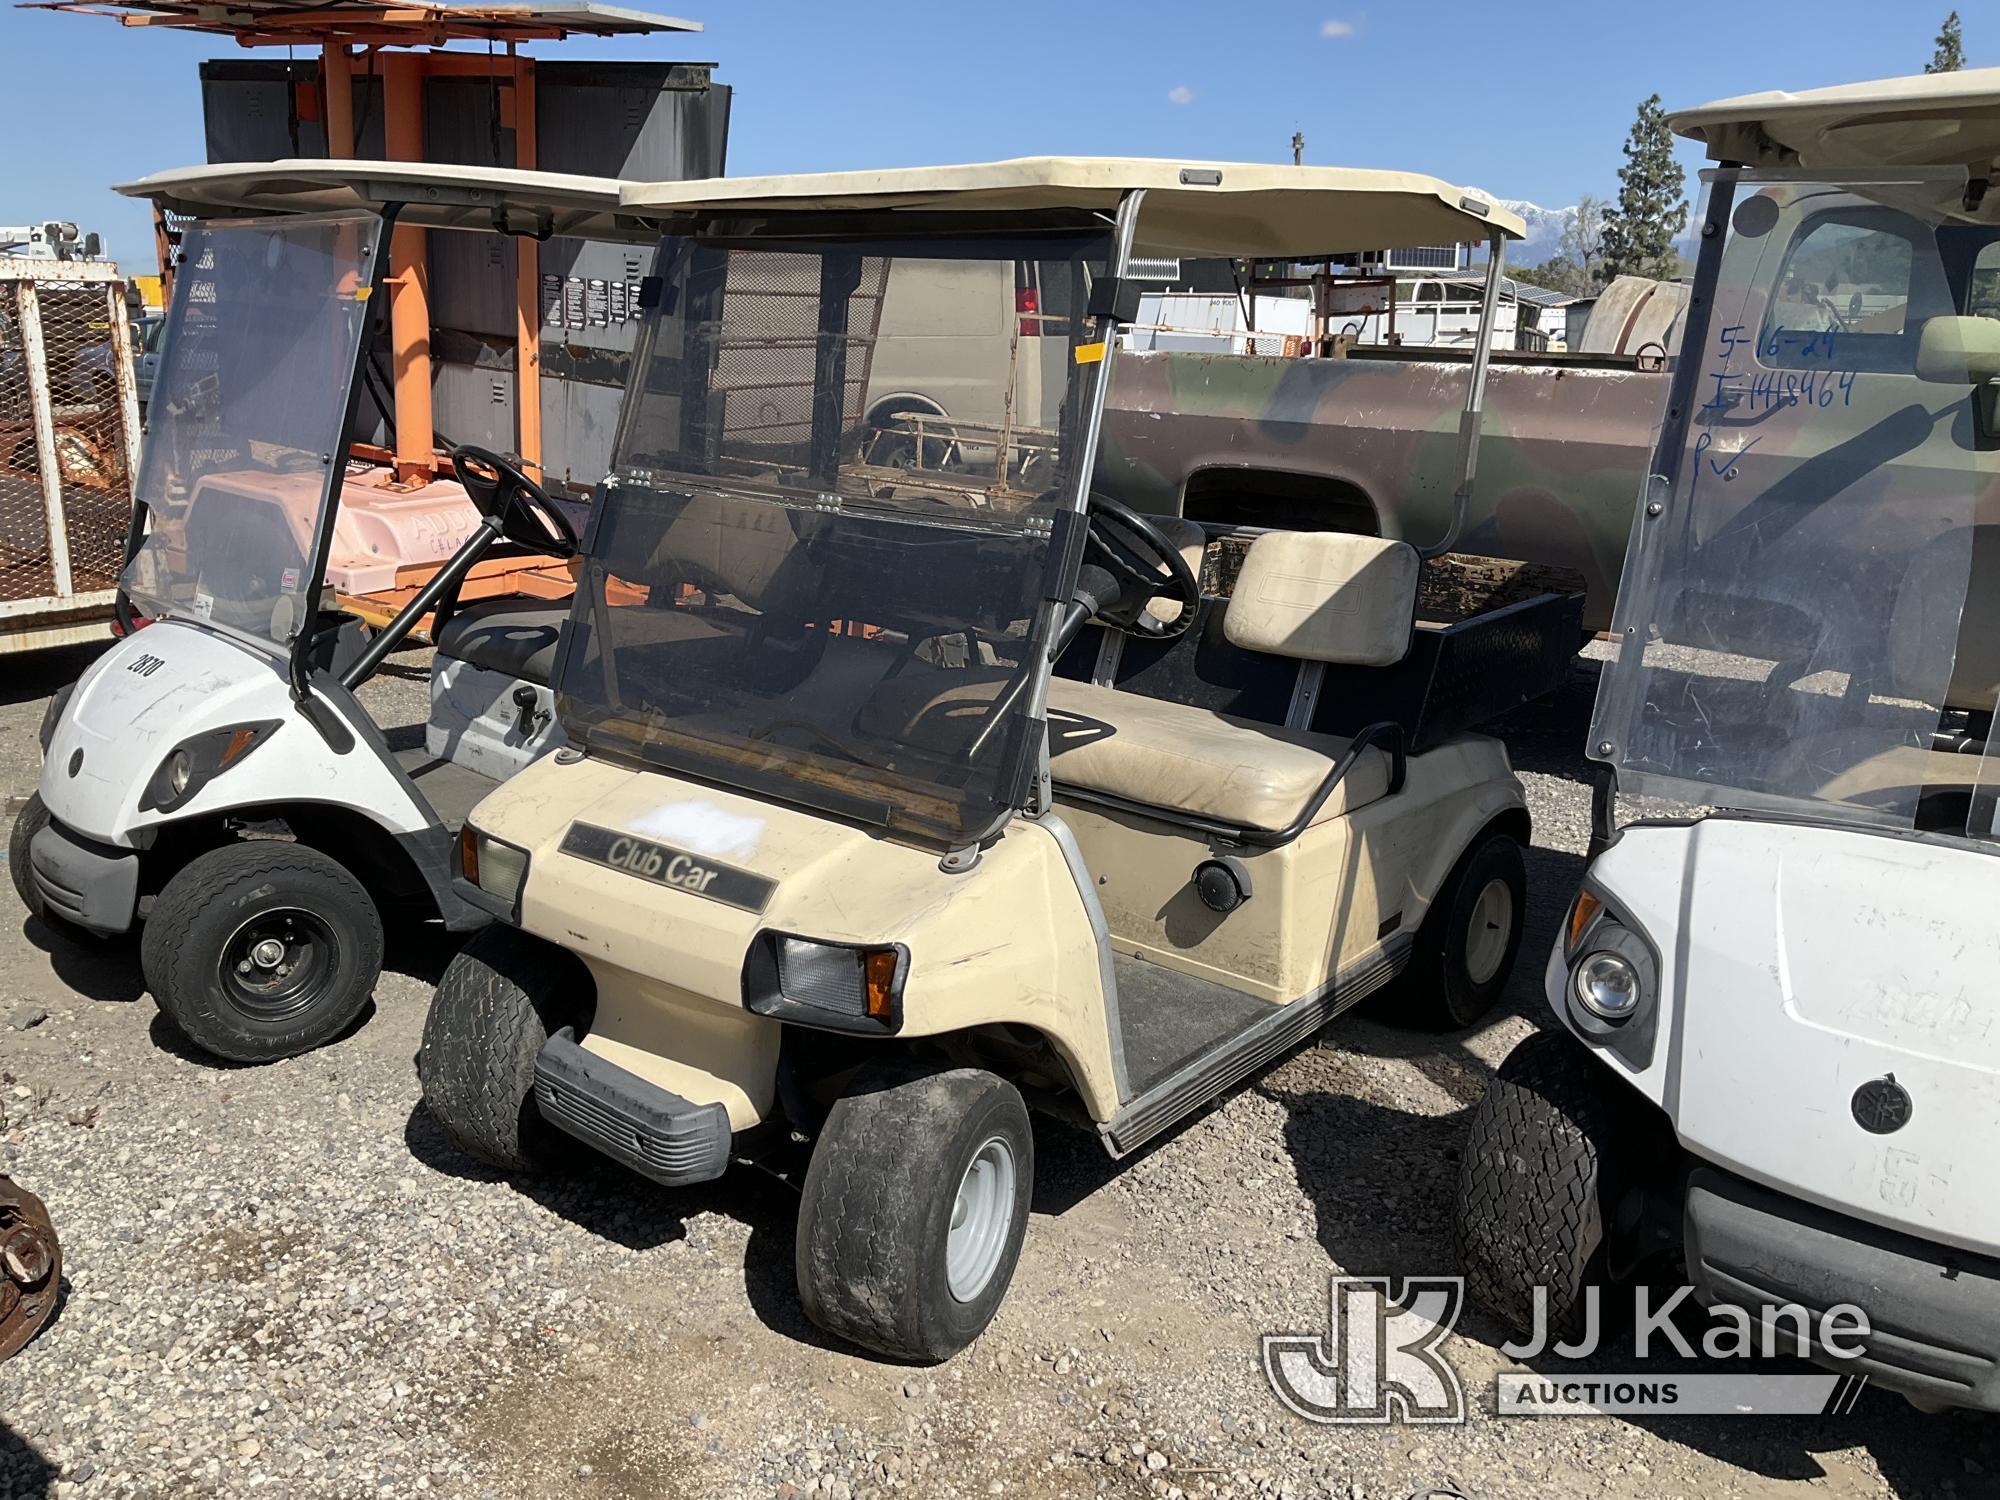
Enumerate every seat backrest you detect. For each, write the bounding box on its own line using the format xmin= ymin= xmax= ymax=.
xmin=643 ymin=492 xmax=811 ymax=610
xmin=1142 ymin=514 xmax=1209 ymax=629
xmin=1222 ymin=531 xmax=1418 ymax=667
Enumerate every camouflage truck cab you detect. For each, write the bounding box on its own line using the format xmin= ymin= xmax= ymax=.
xmin=1098 ymin=346 xmax=1660 ymax=631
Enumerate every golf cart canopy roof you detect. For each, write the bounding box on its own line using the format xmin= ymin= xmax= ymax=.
xmin=1673 ymin=68 xmax=2000 ymax=186
xmin=616 ymin=157 xmax=1526 ymax=257
xmin=116 ymin=159 xmax=652 ymax=241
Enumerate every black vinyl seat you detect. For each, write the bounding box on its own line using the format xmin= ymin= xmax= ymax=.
xmin=433 ymin=598 xmax=572 ymax=686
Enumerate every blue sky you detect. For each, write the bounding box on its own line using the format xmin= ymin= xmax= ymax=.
xmin=0 ymin=0 xmax=1974 ymax=268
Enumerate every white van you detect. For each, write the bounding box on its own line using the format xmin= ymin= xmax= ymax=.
xmin=860 ymin=257 xmax=1073 ymax=476
xmin=697 ymin=253 xmax=1073 ymax=487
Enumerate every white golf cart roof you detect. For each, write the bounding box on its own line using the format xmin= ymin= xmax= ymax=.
xmin=116 ymin=159 xmax=652 ymax=241
xmin=617 ymin=157 xmax=1526 ymax=257
xmin=1674 ymin=68 xmax=2000 ymax=178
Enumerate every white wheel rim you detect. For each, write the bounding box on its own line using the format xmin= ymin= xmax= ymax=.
xmin=945 ymin=1135 xmax=1016 ymax=1303
xmin=1464 ymin=877 xmax=1516 ymax=986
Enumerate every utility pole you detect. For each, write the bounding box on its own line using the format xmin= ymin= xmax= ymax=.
xmin=1291 ymin=131 xmax=1305 ymax=166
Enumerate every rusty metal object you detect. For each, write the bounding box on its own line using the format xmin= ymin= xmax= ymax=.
xmin=0 ymin=1175 xmax=61 ymax=1361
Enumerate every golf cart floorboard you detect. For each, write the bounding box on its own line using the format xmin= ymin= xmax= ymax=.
xmin=392 ymin=750 xmax=501 ymax=832
xmin=1115 ymin=954 xmax=1272 ymax=1097
xmin=1103 ymin=938 xmax=1412 ymax=1157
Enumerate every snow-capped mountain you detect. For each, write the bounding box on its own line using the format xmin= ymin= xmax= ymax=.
xmin=1487 ymin=196 xmax=1578 ymax=268
xmin=1478 ymin=193 xmax=1701 ymax=270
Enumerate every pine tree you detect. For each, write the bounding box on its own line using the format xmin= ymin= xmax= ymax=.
xmin=1928 ymin=11 xmax=1964 ymax=72
xmin=1599 ymin=95 xmax=1688 ymax=284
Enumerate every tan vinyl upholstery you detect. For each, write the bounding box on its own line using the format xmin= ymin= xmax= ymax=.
xmin=851 ymin=523 xmax=1420 ymax=832
xmin=854 ymin=669 xmax=1391 ymax=832
xmin=1223 ymin=531 xmax=1418 ymax=666
xmin=1047 ymin=679 xmax=1390 ymax=831
xmin=1142 ymin=515 xmax=1208 ymax=629
xmin=646 ymin=493 xmax=809 ymax=608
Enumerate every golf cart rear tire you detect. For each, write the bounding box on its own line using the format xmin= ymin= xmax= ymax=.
xmin=796 ymin=1068 xmax=1033 ymax=1363
xmin=1454 ymin=1028 xmax=1619 ymax=1343
xmin=419 ymin=926 xmax=591 ymax=1174
xmin=1397 ymin=831 xmax=1526 ymax=1030
xmin=143 ymin=841 xmax=384 ymax=1063
xmin=10 ymin=792 xmax=50 ymax=922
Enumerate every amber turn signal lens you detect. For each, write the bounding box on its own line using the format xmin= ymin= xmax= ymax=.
xmin=458 ymin=824 xmax=480 ymax=885
xmin=863 ymin=949 xmax=898 ymax=1020
xmin=1566 ymin=889 xmax=1603 ymax=954
xmin=220 ymin=726 xmax=260 ymax=767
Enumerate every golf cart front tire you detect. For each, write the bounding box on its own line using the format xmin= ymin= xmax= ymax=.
xmin=9 ymin=793 xmax=50 ymax=923
xmin=143 ymin=841 xmax=384 ymax=1063
xmin=420 ymin=926 xmax=591 ymax=1174
xmin=796 ymin=1068 xmax=1033 ymax=1363
xmin=1399 ymin=830 xmax=1527 ymax=1030
xmin=1453 ymin=1028 xmax=1621 ymax=1343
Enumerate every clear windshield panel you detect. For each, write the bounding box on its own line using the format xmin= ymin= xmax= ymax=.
xmin=612 ymin=233 xmax=1104 ymax=515
xmin=1591 ymin=172 xmax=1997 ymax=830
xmin=559 ymin=232 xmax=1111 ymax=846
xmin=121 ymin=214 xmax=380 ymax=644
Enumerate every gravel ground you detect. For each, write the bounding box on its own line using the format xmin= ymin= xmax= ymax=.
xmin=0 ymin=639 xmax=1993 ymax=1500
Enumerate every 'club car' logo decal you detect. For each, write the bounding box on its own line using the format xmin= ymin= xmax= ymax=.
xmin=559 ymin=822 xmax=774 ymax=914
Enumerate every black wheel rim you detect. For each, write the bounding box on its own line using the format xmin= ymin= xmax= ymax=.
xmin=218 ymin=906 xmax=340 ymax=1022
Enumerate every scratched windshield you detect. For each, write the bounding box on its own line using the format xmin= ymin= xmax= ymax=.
xmin=1590 ymin=172 xmax=2000 ymax=831
xmin=121 ymin=214 xmax=380 ymax=645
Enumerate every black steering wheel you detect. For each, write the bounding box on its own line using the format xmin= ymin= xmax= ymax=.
xmin=450 ymin=444 xmax=581 ymax=558
xmin=1083 ymin=493 xmax=1201 ymax=640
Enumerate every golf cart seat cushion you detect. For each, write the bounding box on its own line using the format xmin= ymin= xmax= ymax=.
xmin=1223 ymin=531 xmax=1418 ymax=667
xmin=1046 ymin=677 xmax=1391 ymax=832
xmin=854 ymin=670 xmax=1390 ymax=832
xmin=434 ymin=598 xmax=572 ymax=685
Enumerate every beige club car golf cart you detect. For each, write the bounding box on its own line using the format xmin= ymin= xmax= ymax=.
xmin=418 ymin=160 xmax=1569 ymax=1359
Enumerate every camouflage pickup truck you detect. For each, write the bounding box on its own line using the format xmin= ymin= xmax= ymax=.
xmin=1096 ymin=346 xmax=1664 ymax=632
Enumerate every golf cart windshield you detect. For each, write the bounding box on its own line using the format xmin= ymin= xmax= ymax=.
xmin=1591 ymin=169 xmax=2000 ymax=833
xmin=556 ymin=227 xmax=1112 ymax=847
xmin=121 ymin=213 xmax=381 ymax=645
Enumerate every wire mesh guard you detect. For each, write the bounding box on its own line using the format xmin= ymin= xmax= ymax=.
xmin=0 ymin=272 xmax=135 ymax=605
xmin=709 ymin=252 xmax=889 ymax=458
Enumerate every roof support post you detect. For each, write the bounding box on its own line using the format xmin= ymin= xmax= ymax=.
xmin=384 ymin=51 xmax=435 ymax=484
xmin=512 ymin=49 xmax=542 ymax=472
xmin=322 ymin=42 xmax=355 ymax=159
xmin=1423 ymin=229 xmax=1507 ymax=560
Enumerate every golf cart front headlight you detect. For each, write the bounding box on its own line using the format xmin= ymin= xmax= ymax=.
xmin=742 ymin=932 xmax=906 ymax=1034
xmin=1573 ymin=950 xmax=1640 ymax=1021
xmin=141 ymin=721 xmax=281 ymax=812
xmin=1557 ymin=888 xmax=1661 ymax=1067
xmin=459 ymin=825 xmax=530 ymax=910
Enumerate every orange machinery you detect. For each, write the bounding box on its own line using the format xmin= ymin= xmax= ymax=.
xmin=29 ymin=0 xmax=703 ymax=630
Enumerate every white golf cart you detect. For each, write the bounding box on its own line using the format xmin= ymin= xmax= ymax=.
xmin=17 ymin=162 xmax=651 ymax=1062
xmin=1456 ymin=71 xmax=2000 ymax=1412
xmin=416 ymin=159 xmax=1577 ymax=1360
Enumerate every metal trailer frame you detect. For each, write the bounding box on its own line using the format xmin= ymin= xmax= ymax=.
xmin=0 ymin=256 xmax=140 ymax=652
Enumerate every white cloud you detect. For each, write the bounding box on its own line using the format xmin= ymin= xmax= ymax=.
xmin=1320 ymin=18 xmax=1357 ymax=37
xmin=1168 ymin=85 xmax=1196 ymax=106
